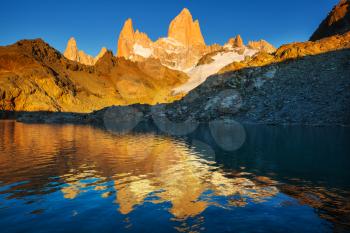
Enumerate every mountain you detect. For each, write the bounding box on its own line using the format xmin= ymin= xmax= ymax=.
xmin=3 ymin=4 xmax=350 ymax=126
xmin=0 ymin=39 xmax=188 ymax=112
xmin=64 ymin=37 xmax=107 ymax=65
xmin=61 ymin=32 xmax=348 ymax=126
xmin=310 ymin=0 xmax=350 ymax=41
xmin=167 ymin=33 xmax=350 ymax=125
xmin=116 ymin=8 xmax=213 ymax=71
xmin=0 ymin=8 xmax=276 ymax=113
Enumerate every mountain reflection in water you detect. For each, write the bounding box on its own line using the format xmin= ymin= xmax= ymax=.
xmin=0 ymin=120 xmax=349 ymax=233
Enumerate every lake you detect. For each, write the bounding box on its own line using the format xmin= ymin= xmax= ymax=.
xmin=0 ymin=120 xmax=349 ymax=233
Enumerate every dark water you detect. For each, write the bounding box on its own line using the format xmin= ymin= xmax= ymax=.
xmin=0 ymin=120 xmax=349 ymax=233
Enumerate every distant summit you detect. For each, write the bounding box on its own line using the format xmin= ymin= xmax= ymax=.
xmin=64 ymin=37 xmax=107 ymax=65
xmin=168 ymin=8 xmax=206 ymax=47
xmin=310 ymin=0 xmax=350 ymax=41
xmin=116 ymin=18 xmax=152 ymax=58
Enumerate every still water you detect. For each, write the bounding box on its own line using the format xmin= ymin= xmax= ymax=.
xmin=0 ymin=120 xmax=349 ymax=233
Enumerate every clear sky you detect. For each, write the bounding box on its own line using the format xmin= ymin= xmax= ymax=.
xmin=0 ymin=0 xmax=339 ymax=56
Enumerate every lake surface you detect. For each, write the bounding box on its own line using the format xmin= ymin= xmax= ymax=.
xmin=0 ymin=120 xmax=349 ymax=233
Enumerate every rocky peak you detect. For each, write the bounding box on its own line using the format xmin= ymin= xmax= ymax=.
xmin=117 ymin=18 xmax=153 ymax=59
xmin=117 ymin=18 xmax=135 ymax=57
xmin=168 ymin=8 xmax=206 ymax=47
xmin=120 ymin=18 xmax=135 ymax=41
xmin=234 ymin=35 xmax=244 ymax=47
xmin=310 ymin=0 xmax=350 ymax=41
xmin=63 ymin=37 xmax=106 ymax=66
xmin=64 ymin=37 xmax=79 ymax=61
xmin=225 ymin=35 xmax=244 ymax=48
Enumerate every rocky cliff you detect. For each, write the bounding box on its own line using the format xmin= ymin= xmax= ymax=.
xmin=168 ymin=8 xmax=206 ymax=48
xmin=310 ymin=0 xmax=350 ymax=41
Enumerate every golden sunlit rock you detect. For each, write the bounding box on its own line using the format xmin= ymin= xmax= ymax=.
xmin=64 ymin=37 xmax=106 ymax=65
xmin=168 ymin=8 xmax=206 ymax=48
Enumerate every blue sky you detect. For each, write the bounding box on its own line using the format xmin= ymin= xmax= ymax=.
xmin=0 ymin=0 xmax=339 ymax=56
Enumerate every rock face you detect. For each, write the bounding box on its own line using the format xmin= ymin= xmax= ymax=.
xmin=168 ymin=8 xmax=206 ymax=47
xmin=117 ymin=19 xmax=134 ymax=57
xmin=310 ymin=0 xmax=350 ymax=41
xmin=247 ymin=40 xmax=276 ymax=53
xmin=64 ymin=37 xmax=107 ymax=65
xmin=0 ymin=39 xmax=188 ymax=112
xmin=117 ymin=18 xmax=153 ymax=59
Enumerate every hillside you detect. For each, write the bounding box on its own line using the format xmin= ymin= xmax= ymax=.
xmin=0 ymin=39 xmax=188 ymax=112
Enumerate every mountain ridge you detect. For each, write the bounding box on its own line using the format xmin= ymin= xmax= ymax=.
xmin=310 ymin=0 xmax=350 ymax=40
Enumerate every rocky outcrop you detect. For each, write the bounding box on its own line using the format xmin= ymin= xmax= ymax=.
xmin=247 ymin=40 xmax=276 ymax=53
xmin=310 ymin=0 xmax=350 ymax=41
xmin=0 ymin=39 xmax=188 ymax=112
xmin=64 ymin=37 xmax=107 ymax=65
xmin=225 ymin=35 xmax=244 ymax=48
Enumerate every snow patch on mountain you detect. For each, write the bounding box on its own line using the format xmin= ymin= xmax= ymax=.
xmin=160 ymin=37 xmax=184 ymax=47
xmin=173 ymin=48 xmax=257 ymax=94
xmin=133 ymin=44 xmax=153 ymax=58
